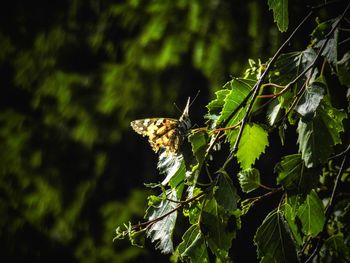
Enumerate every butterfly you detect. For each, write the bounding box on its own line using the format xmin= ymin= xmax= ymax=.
xmin=130 ymin=98 xmax=192 ymax=155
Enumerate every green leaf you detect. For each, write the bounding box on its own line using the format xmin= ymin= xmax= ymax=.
xmin=267 ymin=99 xmax=283 ymax=126
xmin=215 ymin=171 xmax=240 ymax=211
xmin=295 ymin=79 xmax=325 ymax=121
xmin=275 ymin=154 xmax=320 ymax=193
xmin=206 ymin=89 xmax=230 ymax=126
xmin=235 ymin=123 xmax=269 ymax=169
xmin=297 ymin=190 xmax=325 ymax=237
xmin=202 ymin=194 xmax=236 ymax=262
xmin=325 ymin=233 xmax=350 ymax=261
xmin=145 ymin=189 xmax=178 ymax=254
xmin=311 ymin=18 xmax=339 ymax=68
xmin=217 ymin=78 xmax=255 ymax=127
xmin=169 ymin=159 xmax=186 ymax=189
xmin=297 ymin=99 xmax=347 ymax=168
xmin=177 ymin=225 xmax=210 ymax=263
xmin=238 ymin=168 xmax=261 ymax=193
xmin=337 ymin=51 xmax=350 ymax=88
xmin=269 ymin=49 xmax=317 ymax=109
xmin=241 ymin=198 xmax=255 ymax=215
xmin=130 ymin=229 xmax=146 ymax=248
xmin=282 ymin=202 xmax=303 ymax=246
xmin=318 ymin=98 xmax=347 ymax=144
xmin=268 ymin=0 xmax=289 ymax=32
xmin=254 ymin=210 xmax=299 ymax=263
xmin=188 ymin=131 xmax=208 ymax=165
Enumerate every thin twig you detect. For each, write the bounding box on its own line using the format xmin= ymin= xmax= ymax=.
xmin=220 ymin=11 xmax=314 ymax=169
xmin=328 ymin=144 xmax=350 ymax=160
xmin=132 ymin=191 xmax=206 ymax=231
xmin=303 ymin=154 xmax=348 ymax=263
xmin=231 ymin=11 xmax=314 ymax=153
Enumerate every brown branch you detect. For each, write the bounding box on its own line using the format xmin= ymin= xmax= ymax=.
xmin=132 ymin=191 xmax=206 ymax=231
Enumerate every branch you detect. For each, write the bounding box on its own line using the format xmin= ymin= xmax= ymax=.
xmin=231 ymin=12 xmax=314 ymax=152
xmin=132 ymin=191 xmax=206 ymax=231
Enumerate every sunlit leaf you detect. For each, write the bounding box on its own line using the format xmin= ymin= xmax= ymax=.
xmin=145 ymin=189 xmax=178 ymax=254
xmin=158 ymin=152 xmax=185 ymax=186
xmin=297 ymin=190 xmax=325 ymax=237
xmin=238 ymin=168 xmax=261 ymax=193
xmin=189 ymin=131 xmax=208 ymax=165
xmin=217 ymin=78 xmax=255 ymax=127
xmin=254 ymin=210 xmax=298 ymax=263
xmin=235 ymin=123 xmax=269 ymax=169
xmin=267 ymin=99 xmax=283 ymax=126
xmin=177 ymin=225 xmax=210 ymax=263
xmin=295 ymin=79 xmax=325 ymax=121
xmin=206 ymin=89 xmax=230 ymax=126
xmin=268 ymin=0 xmax=289 ymax=32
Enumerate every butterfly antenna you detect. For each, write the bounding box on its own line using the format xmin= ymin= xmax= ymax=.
xmin=173 ymin=102 xmax=182 ymax=114
xmin=183 ymin=97 xmax=191 ymax=117
xmin=189 ymin=90 xmax=200 ymax=108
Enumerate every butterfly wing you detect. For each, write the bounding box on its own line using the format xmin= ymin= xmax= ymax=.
xmin=130 ymin=118 xmax=181 ymax=154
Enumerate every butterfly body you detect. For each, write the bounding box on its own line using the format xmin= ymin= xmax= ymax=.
xmin=130 ymin=98 xmax=191 ymax=155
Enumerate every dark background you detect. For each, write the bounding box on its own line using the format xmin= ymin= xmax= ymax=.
xmin=0 ymin=0 xmax=346 ymax=262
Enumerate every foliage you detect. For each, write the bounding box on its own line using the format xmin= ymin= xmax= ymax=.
xmin=116 ymin=1 xmax=350 ymax=262
xmin=1 ymin=0 xmax=350 ymax=262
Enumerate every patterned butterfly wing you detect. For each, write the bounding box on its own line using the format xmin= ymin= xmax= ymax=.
xmin=130 ymin=118 xmax=181 ymax=154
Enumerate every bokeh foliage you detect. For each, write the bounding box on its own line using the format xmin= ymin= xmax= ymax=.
xmin=0 ymin=0 xmax=335 ymax=262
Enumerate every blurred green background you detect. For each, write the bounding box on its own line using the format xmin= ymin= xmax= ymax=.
xmin=0 ymin=0 xmax=334 ymax=262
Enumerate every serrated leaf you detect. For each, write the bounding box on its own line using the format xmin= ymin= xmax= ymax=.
xmin=238 ymin=168 xmax=261 ymax=193
xmin=295 ymin=79 xmax=325 ymax=121
xmin=235 ymin=123 xmax=269 ymax=169
xmin=254 ymin=210 xmax=299 ymax=263
xmin=297 ymin=190 xmax=325 ymax=237
xmin=297 ymin=99 xmax=347 ymax=168
xmin=318 ymin=98 xmax=347 ymax=143
xmin=215 ymin=171 xmax=240 ymax=211
xmin=269 ymin=49 xmax=317 ymax=109
xmin=206 ymin=89 xmax=230 ymax=124
xmin=268 ymin=0 xmax=289 ymax=32
xmin=177 ymin=225 xmax=210 ymax=263
xmin=158 ymin=151 xmax=184 ymax=186
xmin=312 ymin=18 xmax=339 ymax=68
xmin=241 ymin=198 xmax=255 ymax=215
xmin=145 ymin=189 xmax=178 ymax=254
xmin=275 ymin=154 xmax=320 ymax=193
xmin=267 ymin=99 xmax=283 ymax=126
xmin=217 ymin=78 xmax=255 ymax=127
xmin=188 ymin=131 xmax=208 ymax=165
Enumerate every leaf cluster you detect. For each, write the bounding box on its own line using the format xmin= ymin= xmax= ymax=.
xmin=117 ymin=1 xmax=350 ymax=262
